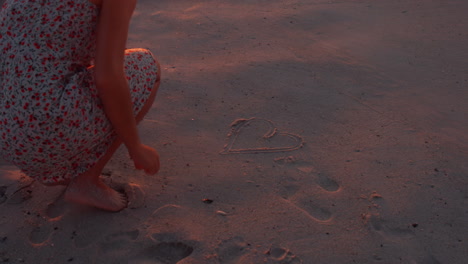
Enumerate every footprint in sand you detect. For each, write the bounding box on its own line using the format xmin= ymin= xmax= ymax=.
xmin=364 ymin=215 xmax=440 ymax=263
xmin=277 ymin=181 xmax=301 ymax=200
xmin=121 ymin=205 xmax=202 ymax=264
xmin=365 ymin=192 xmax=413 ymax=240
xmin=45 ymin=192 xmax=69 ymax=220
xmin=366 ymin=213 xmax=414 ymax=240
xmin=99 ymin=229 xmax=140 ymax=258
xmin=138 ymin=241 xmax=194 ymax=264
xmin=144 ymin=204 xmax=205 ymax=242
xmin=215 ymin=236 xmax=251 ymax=264
xmin=98 ymin=227 xmax=195 ymax=263
xmin=25 ymin=189 xmax=67 ymax=247
xmin=265 ymin=247 xmax=303 ymax=264
xmin=28 ymin=217 xmax=57 ymax=247
xmin=363 ymin=192 xmax=441 ymax=263
xmin=29 ymin=225 xmax=54 ymax=246
xmin=289 ymin=196 xmax=332 ymax=222
xmin=274 ymin=156 xmax=339 ymax=222
xmin=315 ymin=172 xmax=340 ymax=192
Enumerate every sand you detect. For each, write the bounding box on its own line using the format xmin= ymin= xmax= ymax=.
xmin=1 ymin=0 xmax=467 ymax=263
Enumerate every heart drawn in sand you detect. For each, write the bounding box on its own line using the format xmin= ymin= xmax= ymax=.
xmin=220 ymin=118 xmax=304 ymax=154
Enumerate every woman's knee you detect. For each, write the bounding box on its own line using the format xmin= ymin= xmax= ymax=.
xmin=124 ymin=48 xmax=161 ymax=88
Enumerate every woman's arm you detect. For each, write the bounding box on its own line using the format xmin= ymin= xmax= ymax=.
xmin=93 ymin=0 xmax=141 ymax=153
xmin=93 ymin=0 xmax=159 ymax=175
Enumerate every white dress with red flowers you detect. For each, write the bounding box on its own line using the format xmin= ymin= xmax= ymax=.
xmin=0 ymin=0 xmax=159 ymax=184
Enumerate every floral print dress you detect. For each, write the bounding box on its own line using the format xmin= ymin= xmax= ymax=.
xmin=0 ymin=0 xmax=159 ymax=184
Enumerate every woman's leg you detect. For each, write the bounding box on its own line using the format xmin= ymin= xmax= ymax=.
xmin=75 ymin=68 xmax=161 ymax=178
xmin=64 ymin=70 xmax=161 ymax=212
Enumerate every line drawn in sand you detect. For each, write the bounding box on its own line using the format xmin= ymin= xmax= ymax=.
xmin=221 ymin=118 xmax=304 ymax=154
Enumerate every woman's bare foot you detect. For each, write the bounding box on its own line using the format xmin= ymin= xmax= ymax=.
xmin=64 ymin=176 xmax=128 ymax=212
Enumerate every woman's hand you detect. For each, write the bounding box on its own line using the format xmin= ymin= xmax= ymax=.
xmin=129 ymin=144 xmax=160 ymax=175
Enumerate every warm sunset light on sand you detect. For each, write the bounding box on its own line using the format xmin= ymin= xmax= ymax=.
xmin=0 ymin=0 xmax=467 ymax=263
